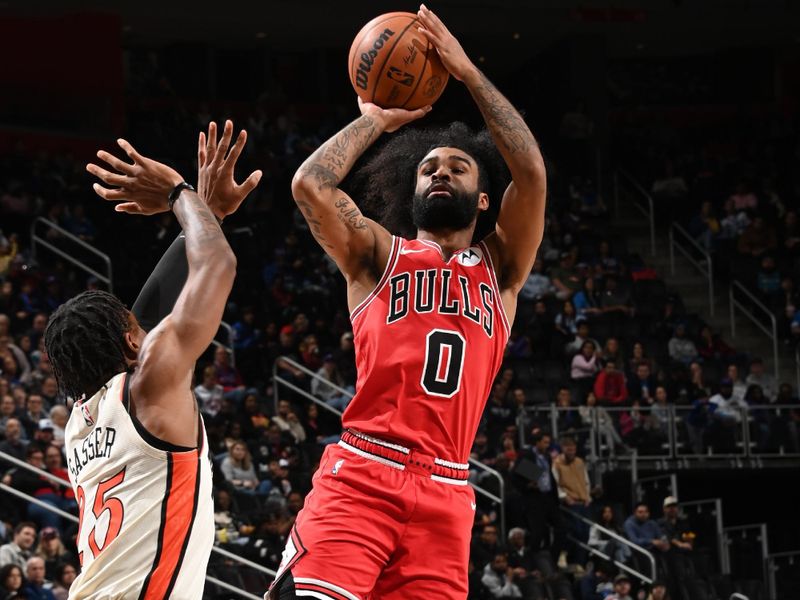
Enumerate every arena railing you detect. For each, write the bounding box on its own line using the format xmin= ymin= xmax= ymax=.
xmin=614 ymin=169 xmax=656 ymax=257
xmin=520 ymin=404 xmax=799 ymax=463
xmin=272 ymin=355 xmax=348 ymax=419
xmin=729 ymin=280 xmax=779 ymax=380
xmin=679 ymin=498 xmax=729 ymax=575
xmin=631 ymin=472 xmax=678 ymax=511
xmin=795 ymin=345 xmax=800 ymax=397
xmin=766 ymin=550 xmax=800 ymax=600
xmin=723 ymin=523 xmax=770 ymax=597
xmin=559 ymin=506 xmax=656 ymax=584
xmin=0 ymin=449 xmax=276 ymax=598
xmin=669 ymin=222 xmax=715 ymax=316
xmin=210 ymin=321 xmax=236 ymax=367
xmin=273 ymin=355 xmax=508 ymax=539
xmin=30 ymin=217 xmax=113 ymax=293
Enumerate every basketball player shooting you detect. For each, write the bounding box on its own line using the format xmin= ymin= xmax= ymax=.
xmin=45 ymin=122 xmax=260 ymax=599
xmin=270 ymin=5 xmax=545 ymax=599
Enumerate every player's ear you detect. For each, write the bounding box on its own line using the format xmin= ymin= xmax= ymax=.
xmin=122 ymin=330 xmax=140 ymax=361
xmin=478 ymin=192 xmax=489 ymax=212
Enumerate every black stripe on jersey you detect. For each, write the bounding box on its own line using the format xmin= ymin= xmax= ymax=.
xmin=163 ymin=452 xmax=201 ymax=598
xmin=123 ymin=374 xmax=195 ymax=453
xmin=138 ymin=454 xmax=173 ymax=600
xmin=123 ymin=371 xmax=131 ymax=411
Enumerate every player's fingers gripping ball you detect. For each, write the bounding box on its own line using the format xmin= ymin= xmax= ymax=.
xmin=349 ymin=11 xmax=449 ymax=110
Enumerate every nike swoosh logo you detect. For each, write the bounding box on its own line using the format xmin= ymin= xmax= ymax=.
xmin=400 ymin=248 xmax=429 ymax=255
xmin=470 ymin=502 xmax=477 ymax=510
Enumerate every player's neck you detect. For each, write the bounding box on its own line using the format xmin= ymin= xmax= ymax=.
xmin=416 ymin=228 xmax=474 ymax=260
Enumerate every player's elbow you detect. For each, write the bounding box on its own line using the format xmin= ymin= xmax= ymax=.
xmin=515 ymin=152 xmax=546 ymax=184
xmin=291 ymin=170 xmax=317 ymax=204
xmin=203 ymin=248 xmax=237 ymax=286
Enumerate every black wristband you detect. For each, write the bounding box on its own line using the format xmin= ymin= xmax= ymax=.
xmin=168 ymin=182 xmax=195 ymax=210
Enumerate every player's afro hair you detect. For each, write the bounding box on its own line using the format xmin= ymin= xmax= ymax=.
xmin=45 ymin=290 xmax=131 ymax=400
xmin=347 ymin=122 xmax=509 ymax=240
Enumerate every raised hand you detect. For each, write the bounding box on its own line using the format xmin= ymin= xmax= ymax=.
xmin=357 ymin=97 xmax=431 ymax=133
xmin=87 ymin=140 xmax=183 ymax=215
xmin=198 ymin=120 xmax=262 ymax=221
xmin=416 ymin=4 xmax=476 ymax=81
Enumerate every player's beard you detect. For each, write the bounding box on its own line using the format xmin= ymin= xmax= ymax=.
xmin=411 ymin=187 xmax=479 ymax=232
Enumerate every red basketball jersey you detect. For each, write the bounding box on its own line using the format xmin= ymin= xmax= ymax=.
xmin=344 ymin=236 xmax=510 ymax=464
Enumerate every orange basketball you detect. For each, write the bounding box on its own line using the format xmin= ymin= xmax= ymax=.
xmin=348 ymin=11 xmax=449 ymax=110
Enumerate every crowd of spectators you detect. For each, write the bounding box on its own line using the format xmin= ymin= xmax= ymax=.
xmin=2 ymin=72 xmax=796 ymax=598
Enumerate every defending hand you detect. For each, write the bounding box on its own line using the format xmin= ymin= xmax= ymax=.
xmin=87 ymin=140 xmax=183 ymax=215
xmin=198 ymin=120 xmax=262 ymax=221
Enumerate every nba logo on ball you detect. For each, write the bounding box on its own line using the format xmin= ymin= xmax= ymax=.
xmin=457 ymin=247 xmax=483 ymax=267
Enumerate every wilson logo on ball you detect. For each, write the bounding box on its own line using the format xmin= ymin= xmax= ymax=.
xmin=354 ymin=28 xmax=395 ymax=90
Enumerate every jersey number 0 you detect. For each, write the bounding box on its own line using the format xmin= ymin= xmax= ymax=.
xmin=421 ymin=330 xmax=466 ymax=398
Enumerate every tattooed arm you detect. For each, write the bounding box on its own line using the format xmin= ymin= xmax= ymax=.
xmin=418 ymin=5 xmax=546 ymax=297
xmin=291 ymin=101 xmax=430 ymax=308
xmin=88 ymin=138 xmax=236 ymax=447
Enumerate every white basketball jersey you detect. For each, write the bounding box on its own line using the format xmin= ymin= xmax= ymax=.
xmin=65 ymin=372 xmax=214 ymax=600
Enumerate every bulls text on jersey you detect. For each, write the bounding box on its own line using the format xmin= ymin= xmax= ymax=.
xmin=386 ymin=268 xmax=496 ymax=337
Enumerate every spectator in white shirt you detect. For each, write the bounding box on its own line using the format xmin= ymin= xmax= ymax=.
xmin=667 ymin=324 xmax=698 ymax=365
xmin=194 ymin=366 xmax=224 ymax=418
xmin=520 ymin=259 xmax=555 ymax=301
xmin=481 ymin=553 xmax=523 ymax=598
xmin=571 ymin=341 xmax=600 ymax=381
xmin=710 ymin=379 xmax=747 ymax=423
xmin=745 ymin=358 xmax=777 ymax=402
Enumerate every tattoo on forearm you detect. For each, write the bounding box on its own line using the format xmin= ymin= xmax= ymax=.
xmin=300 ymin=115 xmax=378 ymax=191
xmin=177 ymin=193 xmax=225 ymax=246
xmin=472 ymin=73 xmax=536 ymax=155
xmin=335 ymin=197 xmax=368 ymax=231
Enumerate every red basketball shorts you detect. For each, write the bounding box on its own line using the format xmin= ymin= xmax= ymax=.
xmin=269 ymin=431 xmax=476 ymax=599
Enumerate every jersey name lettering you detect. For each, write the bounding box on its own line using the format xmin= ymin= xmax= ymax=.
xmin=68 ymin=426 xmax=117 ymax=479
xmin=387 ymin=268 xmax=495 ymax=337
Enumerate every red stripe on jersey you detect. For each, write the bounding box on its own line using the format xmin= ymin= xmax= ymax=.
xmin=479 ymin=240 xmax=511 ymax=336
xmin=351 ymin=236 xmax=401 ymax=322
xmin=139 ymin=450 xmax=200 ymax=600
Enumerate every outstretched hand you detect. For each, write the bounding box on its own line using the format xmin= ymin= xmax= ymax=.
xmin=416 ymin=4 xmax=476 ymax=81
xmin=198 ymin=120 xmax=262 ymax=221
xmin=87 ymin=140 xmax=183 ymax=215
xmin=357 ymin=97 xmax=431 ymax=133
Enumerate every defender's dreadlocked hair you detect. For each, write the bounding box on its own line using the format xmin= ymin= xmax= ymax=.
xmin=346 ymin=122 xmax=510 ymax=241
xmin=45 ymin=290 xmax=132 ymax=400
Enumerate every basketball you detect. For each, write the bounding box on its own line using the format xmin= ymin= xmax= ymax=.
xmin=348 ymin=11 xmax=449 ymax=110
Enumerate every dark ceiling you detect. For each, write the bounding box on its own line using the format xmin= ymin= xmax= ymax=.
xmin=3 ymin=0 xmax=799 ymax=61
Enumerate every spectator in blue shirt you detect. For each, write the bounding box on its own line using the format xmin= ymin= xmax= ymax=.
xmin=23 ymin=556 xmax=56 ymax=600
xmin=623 ymin=503 xmax=670 ymax=554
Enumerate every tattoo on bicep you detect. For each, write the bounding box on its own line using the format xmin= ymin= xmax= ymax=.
xmin=474 ymin=74 xmax=535 ymax=155
xmin=296 ymin=201 xmax=335 ymax=250
xmin=334 ymin=197 xmax=368 ymax=231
